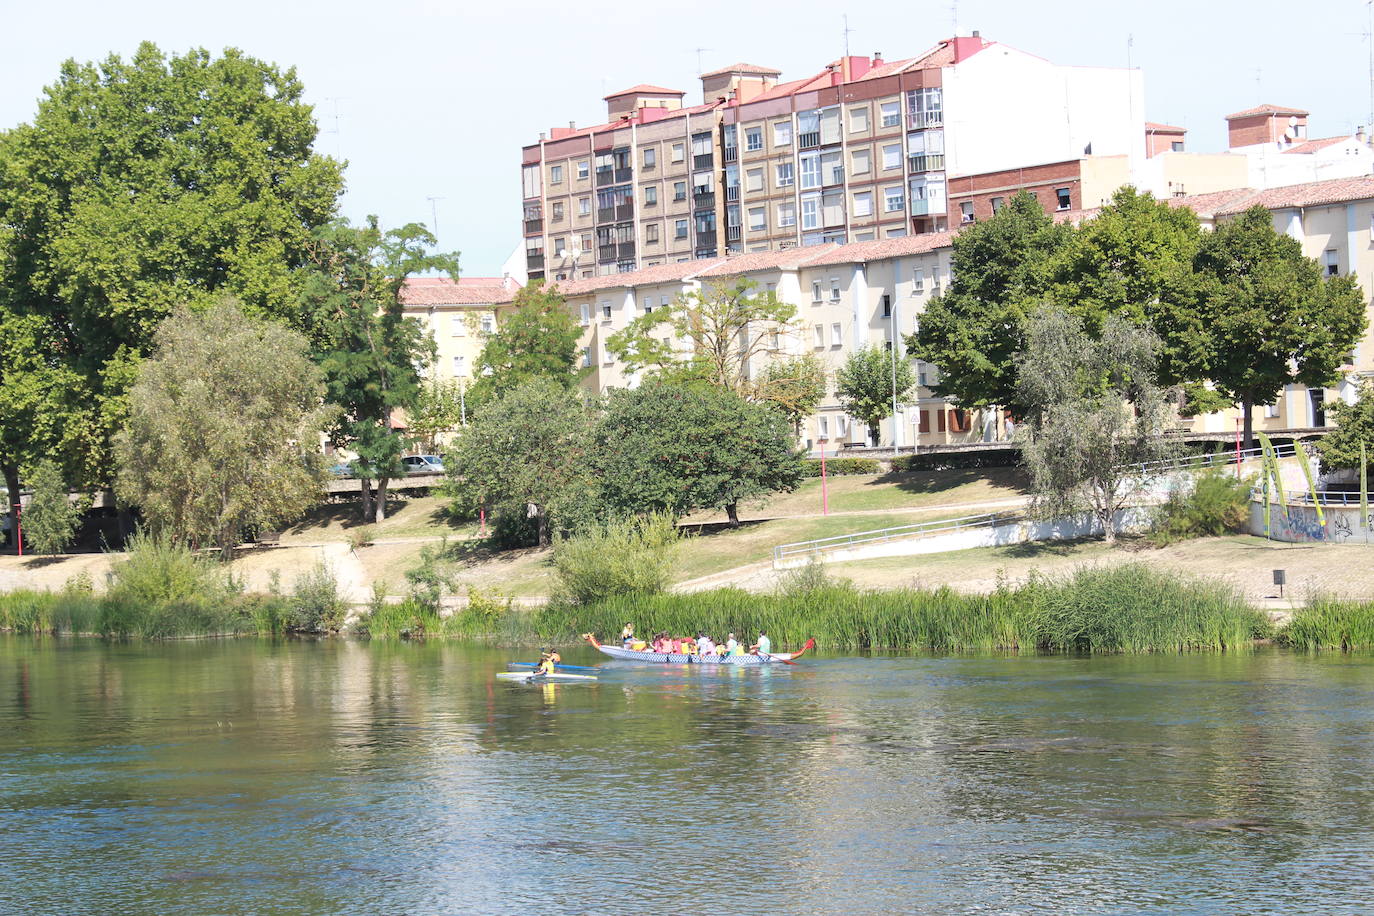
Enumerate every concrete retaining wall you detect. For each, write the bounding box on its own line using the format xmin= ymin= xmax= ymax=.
xmin=1249 ymin=501 xmax=1374 ymax=544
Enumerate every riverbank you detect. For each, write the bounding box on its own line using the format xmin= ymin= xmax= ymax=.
xmin=7 ymin=564 xmax=1374 ymax=653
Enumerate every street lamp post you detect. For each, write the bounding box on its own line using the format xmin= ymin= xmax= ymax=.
xmin=818 ymin=438 xmax=829 ymax=516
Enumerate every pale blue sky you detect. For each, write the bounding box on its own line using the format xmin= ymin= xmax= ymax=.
xmin=1 ymin=0 xmax=1369 ymax=276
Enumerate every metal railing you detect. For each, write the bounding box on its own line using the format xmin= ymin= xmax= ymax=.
xmin=1134 ymin=443 xmax=1297 ymax=477
xmin=773 ymin=511 xmax=1021 ymax=564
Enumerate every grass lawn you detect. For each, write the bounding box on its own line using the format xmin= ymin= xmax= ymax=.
xmin=280 ymin=495 xmax=477 ymax=545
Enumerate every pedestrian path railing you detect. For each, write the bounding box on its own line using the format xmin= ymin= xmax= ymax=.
xmin=773 ymin=511 xmax=1023 ymax=565
xmin=1132 ymin=442 xmax=1297 ymax=477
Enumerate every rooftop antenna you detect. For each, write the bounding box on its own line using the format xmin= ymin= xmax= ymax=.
xmin=321 ymin=97 xmax=345 ymax=157
xmin=843 ymin=14 xmax=854 ymax=58
xmin=426 ymin=196 xmax=444 ymax=235
xmin=951 ymin=0 xmax=959 ymax=35
xmin=1367 ymin=1 xmax=1373 ymax=129
xmin=1126 ymin=33 xmax=1133 ymax=70
xmin=693 ymin=47 xmax=714 ymax=74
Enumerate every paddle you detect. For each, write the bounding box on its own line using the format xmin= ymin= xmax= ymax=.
xmin=508 ymin=662 xmax=600 ymax=673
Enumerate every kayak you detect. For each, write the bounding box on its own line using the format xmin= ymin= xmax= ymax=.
xmin=582 ymin=634 xmax=815 ymax=666
xmin=496 ymin=671 xmax=598 ymax=683
xmin=507 ymin=661 xmax=601 ymax=674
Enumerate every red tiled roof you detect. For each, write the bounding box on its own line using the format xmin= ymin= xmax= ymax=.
xmin=547 ymin=259 xmax=728 ymax=297
xmin=1225 ymin=103 xmax=1309 ymax=120
xmin=1165 ymin=187 xmax=1260 ymax=217
xmin=401 ymin=277 xmax=517 ymax=306
xmin=1282 ymin=135 xmax=1354 ymax=155
xmin=603 ymin=84 xmax=684 ymax=100
xmin=695 ymin=245 xmax=839 ymax=277
xmin=802 ymin=232 xmax=957 ymax=268
xmin=854 ymin=57 xmax=918 ymax=80
xmin=1214 ymin=176 xmax=1374 ymax=214
xmin=700 ymin=62 xmax=782 ymax=78
xmin=1145 ymin=121 xmax=1187 ymax=133
xmin=1051 ymin=207 xmax=1102 ymax=225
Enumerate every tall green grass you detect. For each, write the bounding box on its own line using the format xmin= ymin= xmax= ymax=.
xmin=1282 ymin=597 xmax=1374 ymax=651
xmin=534 ymin=563 xmax=1265 ymax=653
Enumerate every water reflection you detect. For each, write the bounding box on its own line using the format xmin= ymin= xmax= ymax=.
xmin=2 ymin=639 xmax=1374 ymax=914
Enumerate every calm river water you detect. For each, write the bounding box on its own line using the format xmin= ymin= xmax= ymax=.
xmin=3 ymin=637 xmax=1374 ymax=914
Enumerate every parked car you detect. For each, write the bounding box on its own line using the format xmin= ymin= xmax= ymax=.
xmin=329 ymin=461 xmax=355 ymax=479
xmin=401 ymin=455 xmax=445 ymax=475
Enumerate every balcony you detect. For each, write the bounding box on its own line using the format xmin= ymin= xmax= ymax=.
xmin=726 ymin=225 xmax=741 ymax=242
xmin=614 ymin=166 xmax=633 ymax=183
xmin=526 ymin=253 xmax=544 ymax=270
xmin=618 ymin=241 xmax=636 ymax=259
xmin=523 ymin=218 xmax=543 ymax=233
xmin=908 ymin=153 xmax=945 ymax=173
xmin=823 ymin=169 xmax=844 ymax=187
xmin=798 ymin=131 xmax=820 ymax=149
xmin=693 ymin=153 xmax=714 ymax=170
xmin=725 ymin=186 xmax=740 ymax=202
xmin=910 ymin=198 xmax=932 ymax=216
xmin=907 ymin=110 xmax=944 ymax=129
xmin=596 ymin=207 xmax=615 ymax=223
xmin=616 ymin=202 xmax=634 ymax=221
xmin=723 ymin=145 xmax=738 ymax=162
xmin=595 ymin=169 xmax=615 ymax=187
xmin=597 ymin=243 xmax=617 ymax=262
xmin=693 ymin=191 xmax=715 ymax=209
xmin=695 ymin=230 xmax=717 ymax=249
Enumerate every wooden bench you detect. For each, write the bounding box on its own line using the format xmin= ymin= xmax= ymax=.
xmin=256 ymin=530 xmax=282 ymax=547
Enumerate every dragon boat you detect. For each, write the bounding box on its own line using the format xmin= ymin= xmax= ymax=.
xmin=582 ymin=633 xmax=815 ymax=666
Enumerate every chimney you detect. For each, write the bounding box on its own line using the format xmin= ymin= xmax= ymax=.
xmin=873 ymin=51 xmax=883 ymax=64
xmin=569 ymin=121 xmax=576 ymax=130
xmin=538 ymin=131 xmax=546 ymax=141
xmin=972 ymin=29 xmax=980 ymax=37
xmin=1358 ymin=126 xmax=1368 ymax=144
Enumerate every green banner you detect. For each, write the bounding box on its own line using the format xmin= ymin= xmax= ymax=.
xmin=1296 ymin=440 xmax=1324 ymax=528
xmin=1362 ymin=443 xmax=1369 ymax=531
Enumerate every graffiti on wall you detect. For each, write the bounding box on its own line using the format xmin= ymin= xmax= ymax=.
xmin=1254 ymin=502 xmax=1373 ymax=543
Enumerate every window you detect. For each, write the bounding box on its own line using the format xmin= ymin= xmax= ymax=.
xmin=960 ymin=201 xmax=974 ymax=223
xmin=643 ymin=296 xmax=653 ymax=312
xmin=882 ymin=144 xmax=902 ymax=170
xmin=745 ymin=127 xmax=763 ymax=151
xmin=849 ymin=106 xmax=869 ymax=133
xmin=829 ymin=278 xmax=841 ymax=301
xmin=811 ymin=280 xmax=823 ymax=302
xmin=800 ymin=154 xmax=821 ymax=189
xmin=1055 ymin=188 xmax=1071 ymax=211
xmin=776 ymin=162 xmax=794 ymax=187
xmin=661 ymin=294 xmax=670 ymax=307
xmin=813 ymin=324 xmax=825 ymax=348
xmin=691 ymin=132 xmax=712 ymax=158
xmin=831 ymin=322 xmax=842 ymax=347
xmin=600 ymin=300 xmax=612 ymax=319
xmin=822 ymin=149 xmax=843 ymax=185
xmin=581 ymin=347 xmax=591 ymax=368
xmin=553 ymin=236 xmax=566 ymax=256
xmin=801 ymin=196 xmax=820 ymax=230
xmin=646 ymin=223 xmax=659 ymax=244
xmin=853 ymin=190 xmax=873 ymax=218
xmin=990 ymin=196 xmax=1004 ymax=213
xmin=778 ymin=201 xmax=797 ymax=227
xmin=1171 ymin=140 xmax=1184 ymax=152
xmin=818 ymin=416 xmax=829 ymax=438
xmin=579 ymin=197 xmax=590 ymax=217
xmin=577 ymin=160 xmax=589 ymax=180
xmin=1264 ymin=402 xmax=1280 ymax=418
xmin=931 ymin=266 xmax=942 ymax=288
xmin=1325 ymin=249 xmax=1340 ymax=276
xmin=773 ymin=121 xmax=792 ymax=146
xmin=644 ymin=186 xmax=657 ymax=206
xmin=643 ymin=148 xmax=656 ymax=169
xmin=692 ymin=171 xmax=714 ymax=194
xmin=880 ymin=101 xmax=900 ymax=128
xmin=480 ymin=314 xmax=495 ymax=334
xmin=851 ymin=148 xmax=871 ymax=175
xmin=452 ymin=355 xmax=466 ymax=375
xmin=748 ymin=207 xmax=765 ymax=232
xmin=881 ymin=294 xmax=892 ymax=318
xmin=552 ymin=201 xmax=564 ymax=221
xmin=884 ymin=186 xmax=904 ymax=212
xmin=550 ymin=164 xmax=563 ymax=184
xmin=746 ymin=168 xmax=764 ymax=192
xmin=912 ymin=268 xmax=924 ymax=293
xmin=673 ymin=181 xmax=687 ymax=201
xmin=580 ymin=232 xmax=592 ymax=251
xmin=671 ymin=143 xmax=685 ymax=162
xmin=675 ymin=219 xmax=688 ymax=239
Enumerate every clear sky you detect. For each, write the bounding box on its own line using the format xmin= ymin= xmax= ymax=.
xmin=1 ymin=0 xmax=1370 ymax=277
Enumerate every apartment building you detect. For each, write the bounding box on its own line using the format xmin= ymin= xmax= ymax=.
xmin=399 ymin=275 xmax=518 ymax=390
xmin=521 ymin=33 xmax=1144 ymax=281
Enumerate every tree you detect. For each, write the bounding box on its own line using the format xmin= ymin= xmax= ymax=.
xmin=445 ymin=378 xmax=594 ymax=547
xmin=755 ymin=353 xmax=828 ymax=435
xmin=0 ymin=43 xmax=344 ymax=499
xmin=22 ymin=461 xmax=87 ymax=555
xmin=835 ymin=345 xmax=916 ymax=445
xmin=1016 ymin=309 xmax=1179 ymax=543
xmin=302 ymin=217 xmax=459 ymax=523
xmin=469 ymin=281 xmax=587 ymax=406
xmin=1317 ymin=381 xmax=1374 ymax=472
xmin=606 ymin=279 xmax=798 ymax=398
xmin=114 ymin=300 xmax=335 ymax=560
xmin=590 ymin=381 xmax=804 ymax=527
xmin=406 ymin=378 xmax=469 ymax=453
xmin=1192 ymin=206 xmax=1366 ymax=449
xmin=906 ymin=191 xmax=1072 ymax=410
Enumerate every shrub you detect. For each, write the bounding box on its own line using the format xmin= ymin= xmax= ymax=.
xmin=552 ymin=513 xmax=680 ymax=605
xmin=1149 ymin=469 xmax=1253 ymax=546
xmin=405 ymin=540 xmax=453 ymax=613
xmin=106 ymin=529 xmax=227 ymax=608
xmin=288 ymin=560 xmax=347 ymax=632
xmin=799 ymin=457 xmax=881 ymax=478
xmin=23 ymin=460 xmax=88 ymax=554
xmin=890 ymin=449 xmax=1019 ymax=473
xmin=348 ymin=525 xmax=375 ymax=552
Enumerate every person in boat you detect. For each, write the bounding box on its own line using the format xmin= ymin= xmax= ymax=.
xmin=725 ymin=633 xmax=738 ymax=654
xmin=696 ymin=632 xmax=715 ymax=655
xmin=750 ymin=631 xmax=772 ymax=656
xmin=679 ymin=636 xmax=696 ymax=655
xmin=533 ymin=649 xmax=557 ymax=676
xmin=652 ymin=633 xmax=669 ymax=653
xmin=621 ymin=624 xmax=635 ymax=647
xmin=729 ymin=640 xmax=745 ymax=656
xmin=713 ymin=640 xmax=728 ymax=657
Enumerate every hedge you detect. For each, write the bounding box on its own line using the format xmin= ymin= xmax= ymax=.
xmin=889 ymin=448 xmax=1020 ymax=473
xmin=800 ymin=457 xmax=882 ymax=478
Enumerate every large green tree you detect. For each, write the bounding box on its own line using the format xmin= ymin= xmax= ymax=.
xmin=302 ymin=217 xmax=459 ymax=522
xmin=836 ymin=345 xmax=916 ymax=445
xmin=1016 ymin=309 xmax=1179 ymax=543
xmin=469 ymin=281 xmax=587 ymax=406
xmin=21 ymin=460 xmax=87 ymax=555
xmin=756 ymin=353 xmax=828 ymax=435
xmin=906 ymin=191 xmax=1072 ymax=410
xmin=589 ymin=381 xmax=804 ymax=527
xmin=0 ymin=43 xmax=344 ymax=505
xmin=444 ymin=378 xmax=595 ymax=547
xmin=1192 ymin=206 xmax=1366 ymax=449
xmin=114 ymin=300 xmax=335 ymax=560
xmin=1317 ymin=382 xmax=1374 ymax=472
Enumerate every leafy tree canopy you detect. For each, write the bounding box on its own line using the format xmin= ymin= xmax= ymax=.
xmin=755 ymin=353 xmax=828 ymax=434
xmin=469 ymin=281 xmax=587 ymax=406
xmin=21 ymin=460 xmax=88 ymax=556
xmin=836 ymin=345 xmax=916 ymax=445
xmin=1317 ymin=382 xmax=1374 ymax=472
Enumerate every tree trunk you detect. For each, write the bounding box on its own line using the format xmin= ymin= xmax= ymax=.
xmin=726 ymin=502 xmax=740 ymax=528
xmin=1241 ymin=391 xmax=1255 ymax=454
xmin=374 ymin=477 xmax=389 ymax=523
xmin=359 ymin=477 xmax=374 ymax=521
xmin=3 ymin=464 xmax=18 ymax=549
xmin=537 ymin=509 xmax=549 ymax=547
xmin=1101 ymin=508 xmax=1117 ymax=544
xmin=869 ymin=423 xmax=880 ymax=447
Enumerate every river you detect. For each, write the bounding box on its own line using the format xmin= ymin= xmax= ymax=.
xmin=2 ymin=637 xmax=1373 ymax=914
